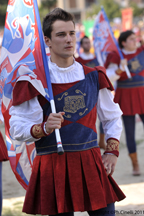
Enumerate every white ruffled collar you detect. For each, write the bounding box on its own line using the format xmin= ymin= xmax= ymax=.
xmin=122 ymin=48 xmax=136 ymax=55
xmin=49 ymin=57 xmax=76 ymax=73
xmin=48 ymin=56 xmax=84 ymax=83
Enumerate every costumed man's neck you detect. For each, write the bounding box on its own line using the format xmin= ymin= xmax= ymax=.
xmin=122 ymin=45 xmax=137 ymax=53
xmin=50 ymin=56 xmax=74 ymax=68
xmin=122 ymin=47 xmax=137 ymax=54
xmin=84 ymin=50 xmax=90 ymax=55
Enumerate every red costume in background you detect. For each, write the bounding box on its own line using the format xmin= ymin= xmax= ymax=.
xmin=105 ymin=46 xmax=144 ymax=115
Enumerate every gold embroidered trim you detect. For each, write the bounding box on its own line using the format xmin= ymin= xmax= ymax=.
xmin=106 ymin=139 xmax=119 ymax=152
xmin=36 ymin=146 xmax=99 ymax=155
xmin=75 ymin=89 xmax=86 ymax=96
xmin=115 ymin=68 xmax=123 ymax=75
xmin=63 ymin=95 xmax=86 ymax=113
xmin=36 ymin=139 xmax=97 ymax=149
xmin=79 ymin=108 xmax=88 ymax=116
xmin=58 ymin=92 xmax=68 ymax=101
xmin=31 ymin=124 xmax=45 ymax=139
xmin=64 ymin=114 xmax=71 ymax=118
xmin=130 ymin=59 xmax=142 ymax=72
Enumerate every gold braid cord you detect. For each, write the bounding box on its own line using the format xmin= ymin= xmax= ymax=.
xmin=106 ymin=139 xmax=119 ymax=152
xmin=115 ymin=68 xmax=123 ymax=75
xmin=31 ymin=124 xmax=46 ymax=139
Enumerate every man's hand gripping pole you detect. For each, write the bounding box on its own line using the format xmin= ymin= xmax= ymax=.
xmin=50 ymin=99 xmax=64 ymax=155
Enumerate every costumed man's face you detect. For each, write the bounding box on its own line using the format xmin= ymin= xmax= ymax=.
xmin=45 ymin=20 xmax=76 ymax=61
xmin=122 ymin=34 xmax=137 ymax=51
xmin=81 ymin=38 xmax=91 ymax=53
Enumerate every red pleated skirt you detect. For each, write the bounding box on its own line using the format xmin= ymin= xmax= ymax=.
xmin=114 ymin=86 xmax=144 ymax=115
xmin=22 ymin=148 xmax=125 ymax=215
xmin=0 ymin=132 xmax=8 ymax=162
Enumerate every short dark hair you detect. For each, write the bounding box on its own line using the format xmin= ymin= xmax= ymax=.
xmin=43 ymin=8 xmax=75 ymax=39
xmin=118 ymin=30 xmax=134 ymax=48
xmin=80 ymin=35 xmax=89 ymax=46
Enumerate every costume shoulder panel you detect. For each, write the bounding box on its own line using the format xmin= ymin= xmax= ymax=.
xmin=12 ymin=81 xmax=40 ymax=106
xmin=96 ymin=66 xmax=114 ymax=91
xmin=75 ymin=56 xmax=84 ymax=64
xmin=82 ymin=64 xmax=96 ymax=75
xmin=104 ymin=51 xmax=120 ymax=68
xmin=83 ymin=65 xmax=114 ymax=91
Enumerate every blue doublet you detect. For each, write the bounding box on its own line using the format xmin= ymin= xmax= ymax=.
xmin=35 ymin=69 xmax=99 ymax=155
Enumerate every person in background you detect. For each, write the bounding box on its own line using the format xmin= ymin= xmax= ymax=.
xmin=9 ymin=8 xmax=125 ymax=216
xmin=75 ymin=35 xmax=106 ymax=150
xmin=75 ymin=35 xmax=99 ymax=68
xmin=0 ymin=99 xmax=9 ymax=215
xmin=105 ymin=30 xmax=144 ymax=176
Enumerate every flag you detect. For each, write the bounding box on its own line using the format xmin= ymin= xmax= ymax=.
xmin=75 ymin=24 xmax=81 ymax=57
xmin=93 ymin=7 xmax=131 ymax=78
xmin=121 ymin=8 xmax=133 ymax=31
xmin=93 ymin=7 xmax=123 ymax=66
xmin=0 ymin=0 xmax=53 ymax=189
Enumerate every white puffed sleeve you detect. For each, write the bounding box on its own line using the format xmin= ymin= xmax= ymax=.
xmin=97 ymin=88 xmax=123 ymax=142
xmin=106 ymin=63 xmax=120 ymax=83
xmin=9 ymin=97 xmax=43 ymax=142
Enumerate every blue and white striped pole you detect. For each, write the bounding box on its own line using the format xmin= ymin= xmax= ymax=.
xmin=33 ymin=1 xmax=64 ymax=155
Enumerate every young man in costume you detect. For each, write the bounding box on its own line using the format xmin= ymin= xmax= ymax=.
xmin=105 ymin=30 xmax=144 ymax=176
xmin=76 ymin=35 xmax=99 ymax=67
xmin=9 ymin=8 xmax=125 ymax=216
xmin=75 ymin=35 xmax=106 ymax=150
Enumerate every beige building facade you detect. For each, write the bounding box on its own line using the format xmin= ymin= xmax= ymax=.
xmin=115 ymin=0 xmax=144 ymax=7
xmin=38 ymin=0 xmax=144 ymax=23
xmin=57 ymin=0 xmax=97 ymax=22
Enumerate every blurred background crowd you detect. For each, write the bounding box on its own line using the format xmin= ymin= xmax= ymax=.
xmin=1 ymin=0 xmax=144 ymax=56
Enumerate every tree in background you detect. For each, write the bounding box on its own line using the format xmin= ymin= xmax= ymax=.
xmin=0 ymin=0 xmax=8 ymax=27
xmin=86 ymin=0 xmax=121 ymax=20
xmin=129 ymin=2 xmax=143 ymax=17
xmin=39 ymin=0 xmax=57 ymax=22
xmin=86 ymin=0 xmax=144 ymax=20
xmin=41 ymin=0 xmax=57 ymax=9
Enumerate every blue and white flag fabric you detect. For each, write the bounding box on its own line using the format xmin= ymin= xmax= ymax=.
xmin=93 ymin=7 xmax=123 ymax=66
xmin=0 ymin=0 xmax=52 ymax=189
